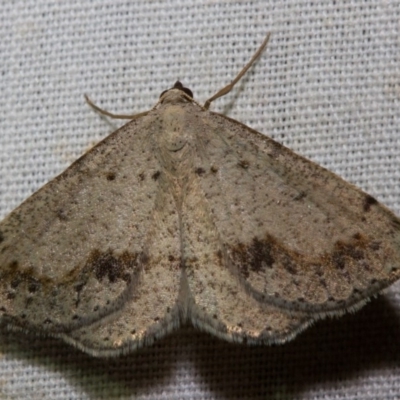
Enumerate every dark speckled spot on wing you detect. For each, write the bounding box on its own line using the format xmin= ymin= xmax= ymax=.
xmin=363 ymin=194 xmax=378 ymax=212
xmin=228 ymin=232 xmax=391 ymax=312
xmin=85 ymin=249 xmax=143 ymax=283
xmin=0 ymin=249 xmax=146 ymax=333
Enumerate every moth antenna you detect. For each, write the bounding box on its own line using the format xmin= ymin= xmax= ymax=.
xmin=84 ymin=94 xmax=149 ymax=120
xmin=203 ymin=32 xmax=271 ymax=110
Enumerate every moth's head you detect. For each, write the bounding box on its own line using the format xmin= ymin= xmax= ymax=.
xmin=159 ymin=81 xmax=193 ymax=101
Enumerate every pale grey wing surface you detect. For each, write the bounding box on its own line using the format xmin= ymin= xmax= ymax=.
xmin=65 ymin=178 xmax=182 ymax=356
xmin=182 ymin=174 xmax=311 ymax=345
xmin=182 ymin=105 xmax=400 ymax=343
xmin=162 ymin=100 xmax=310 ymax=345
xmin=0 ymin=113 xmax=182 ymax=354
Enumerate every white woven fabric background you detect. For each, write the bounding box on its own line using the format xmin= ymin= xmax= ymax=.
xmin=0 ymin=1 xmax=400 ymax=399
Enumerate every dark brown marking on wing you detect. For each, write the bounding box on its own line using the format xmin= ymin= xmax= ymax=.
xmin=268 ymin=140 xmax=284 ymax=158
xmin=195 ymin=167 xmax=206 ymax=176
xmin=0 ymin=249 xmax=144 ymax=296
xmin=210 ymin=165 xmax=219 ymax=174
xmin=293 ymin=191 xmax=307 ymax=201
xmin=231 ymin=233 xmax=380 ymax=274
xmin=56 ymin=208 xmax=68 ymax=221
xmin=237 ymin=160 xmax=250 ymax=169
xmin=391 ymin=217 xmax=400 ymax=230
xmin=106 ymin=172 xmax=116 ymax=181
xmin=27 ymin=281 xmax=40 ymax=293
xmin=85 ymin=250 xmax=142 ymax=283
xmin=332 ymin=241 xmax=364 ymax=271
xmin=353 ymin=232 xmax=362 ymax=240
xmin=369 ymin=241 xmax=381 ymax=251
xmin=230 ymin=237 xmax=275 ymax=279
xmin=0 ymin=249 xmax=146 ymax=332
xmin=228 ymin=231 xmax=389 ymax=306
xmin=152 ymin=171 xmax=161 ymax=180
xmin=363 ymin=194 xmax=378 ymax=212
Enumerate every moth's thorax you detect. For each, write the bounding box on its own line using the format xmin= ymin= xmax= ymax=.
xmin=159 ymin=88 xmax=192 ymax=105
xmin=158 ymin=101 xmax=194 ymax=153
xmin=157 ymin=89 xmax=200 ymax=154
xmin=155 ymin=97 xmax=198 ymax=182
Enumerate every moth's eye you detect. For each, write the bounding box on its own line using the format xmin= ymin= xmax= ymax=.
xmin=173 ymin=81 xmax=193 ymax=98
xmin=180 ymin=87 xmax=193 ymax=98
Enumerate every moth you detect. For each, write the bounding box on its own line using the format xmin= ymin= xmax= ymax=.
xmin=1 ymin=33 xmax=399 ymax=357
